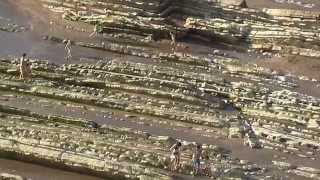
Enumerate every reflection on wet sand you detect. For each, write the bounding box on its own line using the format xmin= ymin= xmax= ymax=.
xmin=0 ymin=158 xmax=104 ymax=180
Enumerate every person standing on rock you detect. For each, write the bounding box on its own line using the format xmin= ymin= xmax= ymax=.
xmin=25 ymin=59 xmax=32 ymax=79
xmin=243 ymin=119 xmax=252 ymax=136
xmin=192 ymin=144 xmax=203 ymax=175
xmin=65 ymin=40 xmax=72 ymax=61
xmin=170 ymin=141 xmax=182 ymax=171
xmin=19 ymin=53 xmax=28 ymax=80
xmin=182 ymin=45 xmax=190 ymax=57
xmin=169 ymin=31 xmax=177 ymax=53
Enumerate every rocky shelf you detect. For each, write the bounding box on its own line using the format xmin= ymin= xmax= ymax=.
xmin=0 ymin=0 xmax=320 ymax=179
xmin=0 ymin=50 xmax=319 ymax=179
xmin=41 ymin=0 xmax=320 ymax=57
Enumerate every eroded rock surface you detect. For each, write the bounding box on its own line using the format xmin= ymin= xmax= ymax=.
xmin=0 ymin=0 xmax=320 ymax=180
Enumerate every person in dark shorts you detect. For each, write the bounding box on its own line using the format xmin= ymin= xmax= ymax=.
xmin=192 ymin=144 xmax=203 ymax=175
xmin=19 ymin=53 xmax=32 ymax=80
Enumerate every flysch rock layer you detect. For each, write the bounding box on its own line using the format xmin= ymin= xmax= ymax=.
xmin=40 ymin=0 xmax=320 ymax=57
xmin=0 ymin=0 xmax=320 ymax=179
xmin=0 ymin=49 xmax=319 ymax=179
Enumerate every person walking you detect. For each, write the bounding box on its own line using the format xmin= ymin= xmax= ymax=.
xmin=65 ymin=40 xmax=72 ymax=61
xmin=192 ymin=144 xmax=203 ymax=175
xmin=170 ymin=142 xmax=182 ymax=171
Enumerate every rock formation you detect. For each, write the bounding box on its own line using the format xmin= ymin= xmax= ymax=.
xmin=0 ymin=0 xmax=319 ymax=179
xmin=40 ymin=0 xmax=320 ymax=57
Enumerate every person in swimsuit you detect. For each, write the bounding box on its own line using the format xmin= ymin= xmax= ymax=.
xmin=170 ymin=31 xmax=177 ymax=53
xmin=19 ymin=53 xmax=28 ymax=80
xmin=65 ymin=40 xmax=72 ymax=61
xmin=170 ymin=142 xmax=182 ymax=171
xmin=192 ymin=144 xmax=203 ymax=175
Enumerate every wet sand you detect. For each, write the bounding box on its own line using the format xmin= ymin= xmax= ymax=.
xmin=0 ymin=158 xmax=104 ymax=180
xmin=257 ymin=56 xmax=320 ymax=98
xmin=0 ymin=0 xmax=129 ymax=64
xmin=258 ymin=56 xmax=320 ymax=80
xmin=246 ymin=0 xmax=320 ymax=11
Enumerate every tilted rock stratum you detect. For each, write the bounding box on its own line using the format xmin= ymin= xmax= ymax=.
xmin=41 ymin=0 xmax=320 ymax=57
xmin=0 ymin=0 xmax=320 ymax=179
